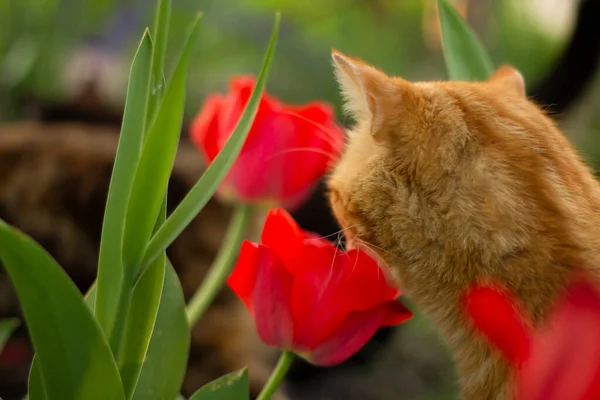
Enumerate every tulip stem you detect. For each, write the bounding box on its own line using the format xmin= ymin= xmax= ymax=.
xmin=186 ymin=203 xmax=251 ymax=326
xmin=257 ymin=351 xmax=295 ymax=400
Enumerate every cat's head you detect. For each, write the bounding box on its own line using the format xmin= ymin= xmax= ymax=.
xmin=327 ymin=50 xmax=568 ymax=278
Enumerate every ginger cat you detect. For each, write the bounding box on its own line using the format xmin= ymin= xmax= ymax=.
xmin=327 ymin=50 xmax=600 ymax=400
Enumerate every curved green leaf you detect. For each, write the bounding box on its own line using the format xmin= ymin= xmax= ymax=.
xmin=131 ymin=261 xmax=190 ymax=400
xmin=28 ymin=359 xmax=46 ymax=400
xmin=119 ymin=194 xmax=168 ymax=398
xmin=28 ymin=284 xmax=99 ymax=400
xmin=0 ymin=220 xmax=124 ymax=400
xmin=141 ymin=12 xmax=281 ymax=271
xmin=122 ymin=13 xmax=202 ymax=275
xmin=119 ymin=251 xmax=165 ymax=399
xmin=437 ymin=0 xmax=493 ymax=81
xmin=28 ymin=281 xmax=98 ymax=400
xmin=189 ymin=369 xmax=249 ymax=400
xmin=95 ymin=29 xmax=153 ymax=339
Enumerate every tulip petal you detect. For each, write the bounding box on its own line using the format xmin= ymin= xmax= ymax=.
xmin=463 ymin=283 xmax=532 ymax=364
xmin=222 ymin=75 xmax=282 ymax=149
xmin=252 ymin=246 xmax=295 ymax=348
xmin=227 ymin=240 xmax=263 ymax=310
xmin=518 ymin=276 xmax=600 ymax=400
xmin=335 ymin=249 xmax=400 ymax=311
xmin=261 ymin=208 xmax=305 ymax=261
xmin=190 ymin=94 xmax=224 ymax=162
xmin=290 ymin=246 xmax=405 ymax=349
xmin=308 ymin=300 xmax=409 ymax=366
xmin=289 ymin=243 xmax=345 ymax=349
xmin=382 ymin=300 xmax=413 ymax=326
xmin=281 ymin=111 xmax=343 ymax=198
xmin=222 ymin=108 xmax=292 ymax=203
xmin=218 ymin=76 xmax=256 ymax=149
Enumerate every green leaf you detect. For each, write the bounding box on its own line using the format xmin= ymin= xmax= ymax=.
xmin=84 ymin=281 xmax=97 ymax=311
xmin=122 ymin=13 xmax=202 ymax=275
xmin=141 ymin=12 xmax=281 ymax=270
xmin=28 ymin=359 xmax=46 ymax=400
xmin=0 ymin=318 xmax=19 ymax=352
xmin=131 ymin=261 xmax=190 ymax=400
xmin=0 ymin=221 xmax=124 ymax=400
xmin=119 ymin=251 xmax=165 ymax=399
xmin=437 ymin=0 xmax=493 ymax=81
xmin=189 ymin=369 xmax=249 ymax=400
xmin=95 ymin=30 xmax=153 ymax=339
xmin=146 ymin=0 xmax=172 ymax=128
xmin=29 ymin=282 xmax=97 ymax=400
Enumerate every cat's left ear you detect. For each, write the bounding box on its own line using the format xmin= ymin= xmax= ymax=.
xmin=331 ymin=50 xmax=397 ymax=140
xmin=489 ymin=66 xmax=526 ymax=96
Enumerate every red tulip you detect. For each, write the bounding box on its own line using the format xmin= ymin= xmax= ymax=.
xmin=227 ymin=208 xmax=412 ymax=366
xmin=463 ymin=275 xmax=600 ymax=400
xmin=190 ymin=76 xmax=344 ymax=210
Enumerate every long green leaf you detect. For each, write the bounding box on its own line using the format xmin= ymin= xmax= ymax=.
xmin=28 ymin=360 xmax=46 ymax=400
xmin=95 ymin=30 xmax=153 ymax=339
xmin=0 ymin=220 xmax=124 ymax=400
xmin=189 ymin=369 xmax=249 ymax=400
xmin=28 ymin=282 xmax=96 ymax=400
xmin=0 ymin=318 xmax=18 ymax=352
xmin=122 ymin=14 xmax=202 ymax=275
xmin=146 ymin=0 xmax=172 ymax=129
xmin=131 ymin=261 xmax=190 ymax=400
xmin=123 ymin=192 xmax=169 ymax=398
xmin=119 ymin=228 xmax=166 ymax=398
xmin=141 ymin=12 xmax=281 ymax=271
xmin=437 ymin=0 xmax=493 ymax=81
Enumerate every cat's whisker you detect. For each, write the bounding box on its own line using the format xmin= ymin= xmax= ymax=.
xmin=348 ymin=246 xmax=361 ymax=277
xmin=318 ymin=231 xmax=342 ymax=300
xmin=355 ymin=234 xmax=397 ymax=260
xmin=304 ymin=224 xmax=359 ymax=242
xmin=266 ymin=147 xmax=338 ymax=162
xmin=280 ymin=110 xmax=345 ymax=150
xmin=311 ymin=125 xmax=345 ymax=150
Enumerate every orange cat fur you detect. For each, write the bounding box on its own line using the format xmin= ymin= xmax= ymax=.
xmin=327 ymin=50 xmax=600 ymax=400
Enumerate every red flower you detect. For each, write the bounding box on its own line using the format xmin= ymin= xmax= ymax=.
xmin=190 ymin=76 xmax=344 ymax=210
xmin=463 ymin=275 xmax=600 ymax=400
xmin=227 ymin=208 xmax=412 ymax=366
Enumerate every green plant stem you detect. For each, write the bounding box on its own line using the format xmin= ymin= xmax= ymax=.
xmin=257 ymin=351 xmax=295 ymax=400
xmin=185 ymin=203 xmax=251 ymax=325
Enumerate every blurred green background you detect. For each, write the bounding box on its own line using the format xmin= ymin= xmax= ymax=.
xmin=1 ymin=0 xmax=595 ymax=131
xmin=0 ymin=0 xmax=598 ymax=399
xmin=2 ymin=0 xmax=597 ymax=143
xmin=3 ymin=0 xmax=599 ymax=163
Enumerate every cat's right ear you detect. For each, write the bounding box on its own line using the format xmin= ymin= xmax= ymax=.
xmin=331 ymin=50 xmax=394 ymax=140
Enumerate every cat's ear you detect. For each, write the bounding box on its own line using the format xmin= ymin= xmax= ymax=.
xmin=489 ymin=66 xmax=525 ymax=96
xmin=331 ymin=50 xmax=395 ymax=139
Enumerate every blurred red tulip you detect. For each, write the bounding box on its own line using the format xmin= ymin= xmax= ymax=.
xmin=464 ymin=275 xmax=600 ymax=400
xmin=190 ymin=76 xmax=344 ymax=210
xmin=227 ymin=208 xmax=412 ymax=366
